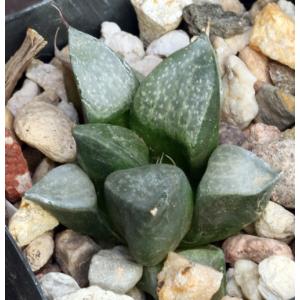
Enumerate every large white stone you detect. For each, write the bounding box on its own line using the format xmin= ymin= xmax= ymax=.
xmin=234 ymin=260 xmax=262 ymax=300
xmin=258 ymin=255 xmax=295 ymax=300
xmin=221 ymin=55 xmax=258 ymax=129
xmin=255 ymin=201 xmax=295 ymax=242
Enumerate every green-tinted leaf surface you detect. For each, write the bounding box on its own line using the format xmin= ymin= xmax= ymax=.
xmin=69 ymin=27 xmax=139 ymax=124
xmin=73 ymin=124 xmax=149 ymax=190
xmin=130 ymin=34 xmax=220 ymax=178
xmin=104 ymin=164 xmax=193 ymax=266
xmin=182 ymin=145 xmax=281 ymax=247
xmin=25 ymin=164 xmax=120 ymax=244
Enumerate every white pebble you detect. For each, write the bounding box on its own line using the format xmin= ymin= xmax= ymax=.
xmin=101 ymin=21 xmax=121 ymax=40
xmin=258 ymin=255 xmax=295 ymax=300
xmin=104 ymin=31 xmax=145 ymax=61
xmin=130 ymin=55 xmax=163 ymax=77
xmin=255 ymin=201 xmax=295 ymax=242
xmin=39 ymin=272 xmax=80 ymax=300
xmin=7 ymin=79 xmax=40 ymax=116
xmin=146 ymin=30 xmax=189 ymax=57
xmin=221 ymin=55 xmax=258 ymax=129
xmin=234 ymin=260 xmax=262 ymax=300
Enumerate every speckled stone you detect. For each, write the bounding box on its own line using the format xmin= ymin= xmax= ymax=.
xmin=255 ymin=84 xmax=294 ymax=131
xmin=251 ymin=139 xmax=295 ymax=208
xmin=245 ymin=123 xmax=281 ymax=145
xmin=269 ymin=61 xmax=295 ymax=95
xmin=183 ymin=3 xmax=251 ymax=38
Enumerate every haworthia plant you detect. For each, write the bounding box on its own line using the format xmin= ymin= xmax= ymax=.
xmin=25 ymin=164 xmax=121 ymax=245
xmin=73 ymin=124 xmax=149 ymax=190
xmin=130 ymin=34 xmax=220 ymax=179
xmin=69 ymin=27 xmax=139 ymax=124
xmin=104 ymin=164 xmax=193 ymax=266
xmin=181 ymin=145 xmax=281 ymax=247
xmin=137 ymin=245 xmax=226 ymax=300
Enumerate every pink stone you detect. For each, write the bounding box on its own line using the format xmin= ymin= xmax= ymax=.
xmin=222 ymin=234 xmax=293 ymax=264
xmin=246 ymin=123 xmax=281 ymax=145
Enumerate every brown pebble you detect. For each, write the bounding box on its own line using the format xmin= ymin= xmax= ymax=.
xmin=55 ymin=229 xmax=100 ymax=287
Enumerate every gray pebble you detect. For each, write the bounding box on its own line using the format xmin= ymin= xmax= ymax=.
xmin=88 ymin=246 xmax=143 ymax=294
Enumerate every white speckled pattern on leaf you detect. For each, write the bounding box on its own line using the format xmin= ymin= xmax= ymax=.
xmin=130 ymin=34 xmax=220 ymax=178
xmin=69 ymin=27 xmax=139 ymax=123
